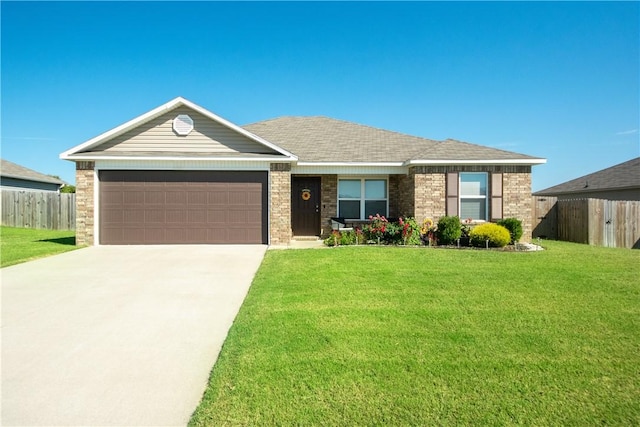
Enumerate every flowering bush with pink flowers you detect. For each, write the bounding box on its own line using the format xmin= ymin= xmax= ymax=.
xmin=361 ymin=215 xmax=420 ymax=245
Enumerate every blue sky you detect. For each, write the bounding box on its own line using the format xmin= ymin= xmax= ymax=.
xmin=2 ymin=1 xmax=638 ymax=191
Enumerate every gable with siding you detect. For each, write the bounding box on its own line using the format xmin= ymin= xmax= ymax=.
xmin=84 ymin=106 xmax=280 ymax=156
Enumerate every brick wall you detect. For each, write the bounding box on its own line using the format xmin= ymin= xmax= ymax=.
xmin=75 ymin=161 xmax=95 ymax=246
xmin=269 ymin=163 xmax=292 ymax=245
xmin=395 ymin=174 xmax=415 ymax=217
xmin=411 ymin=167 xmax=446 ymax=221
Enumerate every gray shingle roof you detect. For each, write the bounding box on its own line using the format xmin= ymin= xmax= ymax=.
xmin=535 ymin=157 xmax=640 ymax=196
xmin=243 ymin=116 xmax=543 ymax=163
xmin=1 ymin=159 xmax=64 ymax=185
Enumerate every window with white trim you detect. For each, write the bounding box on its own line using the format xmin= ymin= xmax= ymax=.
xmin=338 ymin=178 xmax=387 ymax=219
xmin=459 ymin=172 xmax=488 ymax=221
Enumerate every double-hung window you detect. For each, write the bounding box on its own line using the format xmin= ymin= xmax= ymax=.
xmin=338 ymin=178 xmax=387 ymax=219
xmin=459 ymin=173 xmax=488 ymax=221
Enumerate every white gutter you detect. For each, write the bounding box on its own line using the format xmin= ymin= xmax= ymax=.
xmin=404 ymin=158 xmax=547 ymax=166
xmin=63 ymin=154 xmax=297 ymax=162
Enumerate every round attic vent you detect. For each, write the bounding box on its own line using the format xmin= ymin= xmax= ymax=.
xmin=173 ymin=114 xmax=194 ymax=136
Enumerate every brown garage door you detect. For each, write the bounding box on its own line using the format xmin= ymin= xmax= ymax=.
xmin=99 ymin=170 xmax=268 ymax=244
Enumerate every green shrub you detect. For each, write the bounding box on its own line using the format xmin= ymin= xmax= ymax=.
xmin=323 ymin=229 xmax=364 ymax=246
xmin=435 ymin=216 xmax=462 ymax=245
xmin=497 ymin=217 xmax=523 ymax=244
xmin=469 ymin=223 xmax=511 ymax=248
xmin=399 ymin=217 xmax=421 ymax=245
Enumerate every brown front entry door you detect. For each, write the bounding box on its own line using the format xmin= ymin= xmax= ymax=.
xmin=292 ymin=177 xmax=321 ymax=236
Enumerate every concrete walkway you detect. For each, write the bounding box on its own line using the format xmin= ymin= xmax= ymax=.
xmin=1 ymin=245 xmax=266 ymax=426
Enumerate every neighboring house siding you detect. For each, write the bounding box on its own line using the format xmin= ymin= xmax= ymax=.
xmin=269 ymin=163 xmax=292 ymax=245
xmin=1 ymin=177 xmax=61 ymax=192
xmin=95 ymin=106 xmax=276 ymax=154
xmin=76 ymin=162 xmax=95 ymax=246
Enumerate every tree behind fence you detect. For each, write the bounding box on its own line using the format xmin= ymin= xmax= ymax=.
xmin=533 ymin=196 xmax=640 ymax=249
xmin=1 ymin=190 xmax=76 ymax=230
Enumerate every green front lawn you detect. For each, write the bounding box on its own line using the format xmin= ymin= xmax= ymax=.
xmin=1 ymin=226 xmax=78 ymax=267
xmin=191 ymin=241 xmax=640 ymax=426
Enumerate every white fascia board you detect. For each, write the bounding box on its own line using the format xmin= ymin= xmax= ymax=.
xmin=404 ymin=158 xmax=547 ymax=166
xmin=64 ymin=154 xmax=296 ymax=162
xmin=60 ymin=97 xmax=298 ymax=161
xmin=296 ymin=161 xmax=404 ymax=167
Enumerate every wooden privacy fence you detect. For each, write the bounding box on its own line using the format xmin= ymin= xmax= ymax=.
xmin=1 ymin=190 xmax=76 ymax=230
xmin=533 ymin=196 xmax=640 ymax=249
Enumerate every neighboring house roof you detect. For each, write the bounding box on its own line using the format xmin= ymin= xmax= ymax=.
xmin=534 ymin=157 xmax=640 ymax=196
xmin=244 ymin=116 xmax=544 ymax=165
xmin=0 ymin=159 xmax=64 ymax=186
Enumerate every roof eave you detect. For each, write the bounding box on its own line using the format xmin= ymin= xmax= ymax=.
xmin=404 ymin=158 xmax=547 ymax=166
xmin=295 ymin=161 xmax=405 ymax=167
xmin=62 ymin=154 xmax=297 ymax=162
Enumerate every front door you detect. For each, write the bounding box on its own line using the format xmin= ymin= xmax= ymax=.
xmin=292 ymin=177 xmax=321 ymax=236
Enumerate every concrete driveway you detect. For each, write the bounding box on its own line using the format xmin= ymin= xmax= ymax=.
xmin=1 ymin=245 xmax=267 ymax=426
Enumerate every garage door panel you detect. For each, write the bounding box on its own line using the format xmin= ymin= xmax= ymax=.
xmin=145 ymin=191 xmax=165 ymax=204
xmin=145 ymin=210 xmax=165 ymax=223
xmin=123 ymin=191 xmax=145 ymax=205
xmin=187 ymin=192 xmax=208 ymax=205
xmin=166 ymin=210 xmax=187 ymax=223
xmin=187 ymin=210 xmax=207 ymax=224
xmin=144 ymin=228 xmax=166 ymax=244
xmin=101 ymin=191 xmax=124 ymax=206
xmin=165 ymin=191 xmax=186 ymax=205
xmin=245 ymin=210 xmax=262 ymax=223
xmin=204 ymin=228 xmax=226 ymax=243
xmin=208 ymin=191 xmax=229 ymax=204
xmin=102 ymin=209 xmax=124 ymax=223
xmin=99 ymin=170 xmax=267 ymax=244
xmin=207 ymin=210 xmax=229 ymax=223
xmin=123 ymin=210 xmax=145 ymax=223
xmin=165 ymin=229 xmax=186 ymax=242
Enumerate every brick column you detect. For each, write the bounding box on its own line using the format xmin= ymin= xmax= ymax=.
xmin=269 ymin=163 xmax=292 ymax=245
xmin=75 ymin=161 xmax=95 ymax=246
xmin=503 ymin=169 xmax=533 ymax=241
xmin=320 ymin=175 xmax=337 ymax=237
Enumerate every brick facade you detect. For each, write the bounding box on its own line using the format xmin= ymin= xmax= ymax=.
xmin=502 ymin=170 xmax=533 ymax=241
xmin=320 ymin=175 xmax=337 ymax=236
xmin=75 ymin=161 xmax=95 ymax=246
xmin=72 ymin=161 xmax=532 ymax=246
xmin=407 ymin=165 xmax=533 ymax=241
xmin=269 ymin=163 xmax=292 ymax=245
